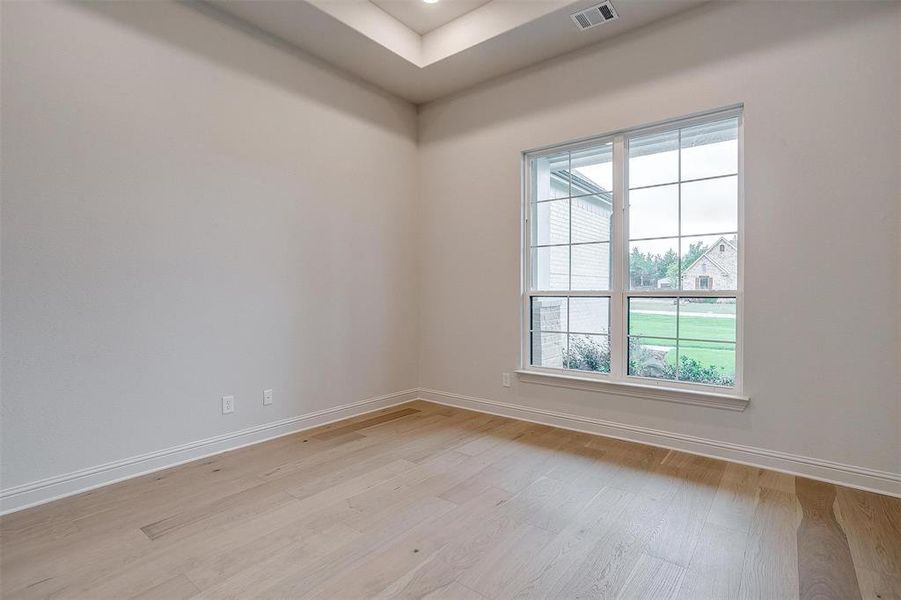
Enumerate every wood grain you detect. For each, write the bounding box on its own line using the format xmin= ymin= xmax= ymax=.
xmin=1 ymin=401 xmax=898 ymax=600
xmin=796 ymin=477 xmax=862 ymax=600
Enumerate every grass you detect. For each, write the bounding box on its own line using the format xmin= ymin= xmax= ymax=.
xmin=629 ymin=311 xmax=735 ymax=373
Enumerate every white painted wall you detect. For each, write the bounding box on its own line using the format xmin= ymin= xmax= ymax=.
xmin=0 ymin=1 xmax=419 ymax=490
xmin=418 ymin=2 xmax=901 ymax=476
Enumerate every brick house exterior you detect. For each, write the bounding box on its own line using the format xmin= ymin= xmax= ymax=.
xmin=681 ymin=236 xmax=737 ymax=290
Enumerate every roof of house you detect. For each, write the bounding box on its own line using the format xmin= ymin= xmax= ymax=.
xmin=683 ymin=236 xmax=736 ymax=275
xmin=551 ymin=171 xmax=613 ymax=206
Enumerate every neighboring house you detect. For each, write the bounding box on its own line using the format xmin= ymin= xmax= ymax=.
xmin=532 ymin=167 xmax=612 ymax=367
xmin=681 ymin=236 xmax=737 ymax=290
xmin=532 ymin=170 xmax=612 ymax=292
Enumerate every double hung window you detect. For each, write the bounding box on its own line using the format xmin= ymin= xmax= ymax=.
xmin=524 ymin=108 xmax=742 ymax=392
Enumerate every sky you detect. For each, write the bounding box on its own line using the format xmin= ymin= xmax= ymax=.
xmin=572 ymin=139 xmax=738 ymax=257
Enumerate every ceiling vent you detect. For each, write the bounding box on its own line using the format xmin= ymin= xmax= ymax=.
xmin=570 ymin=1 xmax=618 ymax=31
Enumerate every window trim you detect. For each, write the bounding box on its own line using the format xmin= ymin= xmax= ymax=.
xmin=520 ymin=105 xmax=746 ymax=404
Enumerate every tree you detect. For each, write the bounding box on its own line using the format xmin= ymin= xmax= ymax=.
xmin=630 ymin=247 xmax=679 ymax=288
xmin=665 ymin=240 xmax=707 ymax=287
xmin=629 ymin=247 xmax=653 ymax=287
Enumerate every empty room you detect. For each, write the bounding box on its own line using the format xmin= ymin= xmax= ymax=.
xmin=1 ymin=0 xmax=899 ymax=598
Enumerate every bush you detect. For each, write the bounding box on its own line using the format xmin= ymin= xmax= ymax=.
xmin=563 ymin=336 xmax=610 ymax=373
xmin=627 ymin=338 xmax=733 ymax=386
xmin=674 ymin=355 xmax=734 ymax=386
xmin=561 ymin=337 xmax=733 ymax=386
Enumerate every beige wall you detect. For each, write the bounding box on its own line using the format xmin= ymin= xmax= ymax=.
xmin=418 ymin=1 xmax=901 ymax=475
xmin=0 ymin=1 xmax=419 ymax=489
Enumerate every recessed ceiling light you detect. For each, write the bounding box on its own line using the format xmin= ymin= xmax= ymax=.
xmin=423 ymin=0 xmax=439 ymax=4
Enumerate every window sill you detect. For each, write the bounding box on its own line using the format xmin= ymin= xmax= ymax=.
xmin=514 ymin=370 xmax=749 ymax=411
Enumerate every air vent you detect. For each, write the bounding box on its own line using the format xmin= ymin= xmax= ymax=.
xmin=570 ymin=1 xmax=618 ymax=31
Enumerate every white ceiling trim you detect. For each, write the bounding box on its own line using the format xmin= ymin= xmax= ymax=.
xmin=369 ymin=0 xmax=493 ymax=36
xmin=309 ymin=0 xmax=571 ymax=68
xmin=208 ymin=0 xmax=709 ymax=103
xmin=309 ymin=0 xmax=422 ymax=65
xmin=420 ymin=0 xmax=571 ymax=65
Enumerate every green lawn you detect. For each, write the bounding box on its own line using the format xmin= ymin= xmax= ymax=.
xmin=629 ymin=311 xmax=735 ymax=373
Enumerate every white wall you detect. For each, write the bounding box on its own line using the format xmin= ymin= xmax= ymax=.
xmin=418 ymin=2 xmax=900 ymax=479
xmin=0 ymin=1 xmax=419 ymax=491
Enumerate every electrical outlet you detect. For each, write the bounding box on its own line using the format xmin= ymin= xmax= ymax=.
xmin=263 ymin=389 xmax=273 ymax=406
xmin=502 ymin=372 xmax=511 ymax=387
xmin=222 ymin=395 xmax=235 ymax=414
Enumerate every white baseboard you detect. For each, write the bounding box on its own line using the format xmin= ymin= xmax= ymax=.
xmin=417 ymin=387 xmax=901 ymax=498
xmin=4 ymin=385 xmax=897 ymax=515
xmin=0 ymin=389 xmax=420 ymax=515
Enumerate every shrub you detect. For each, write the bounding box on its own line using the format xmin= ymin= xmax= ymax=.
xmin=627 ymin=338 xmax=734 ymax=386
xmin=563 ymin=336 xmax=610 ymax=373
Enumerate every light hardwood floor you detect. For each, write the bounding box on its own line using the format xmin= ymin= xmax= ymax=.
xmin=2 ymin=401 xmax=899 ymax=599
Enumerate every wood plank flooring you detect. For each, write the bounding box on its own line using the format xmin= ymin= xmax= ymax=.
xmin=2 ymin=401 xmax=899 ymax=599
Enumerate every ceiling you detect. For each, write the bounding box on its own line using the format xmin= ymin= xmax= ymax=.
xmin=370 ymin=0 xmax=493 ymax=35
xmin=208 ymin=0 xmax=707 ymax=104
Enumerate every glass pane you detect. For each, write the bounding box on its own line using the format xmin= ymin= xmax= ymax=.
xmin=629 ymin=237 xmax=678 ymax=290
xmin=678 ymin=298 xmax=736 ymax=342
xmin=680 ymin=235 xmax=737 ymax=291
xmin=531 ymin=199 xmax=570 ymax=246
xmin=677 ymin=340 xmax=735 ymax=386
xmin=531 ymin=152 xmax=569 ymax=201
xmin=681 ymin=118 xmax=738 ymax=181
xmin=628 ymin=130 xmax=679 ymax=188
xmin=565 ymin=334 xmax=610 ymax=373
xmin=532 ymin=332 xmax=566 ymax=368
xmin=629 ymin=184 xmax=678 ymax=240
xmin=531 ymin=245 xmax=569 ymax=291
xmin=629 ymin=297 xmax=677 ymax=338
xmin=681 ymin=176 xmax=737 ymax=237
xmin=571 ymin=194 xmax=612 ymax=244
xmin=571 ymin=243 xmax=609 ymax=291
xmin=571 ymin=144 xmax=613 ymax=197
xmin=628 ymin=337 xmax=676 ymax=380
xmin=569 ymin=297 xmax=609 ymax=334
xmin=531 ymin=297 xmax=568 ymax=332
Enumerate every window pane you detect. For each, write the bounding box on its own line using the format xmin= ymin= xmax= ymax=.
xmin=531 ymin=246 xmax=569 ymax=291
xmin=531 ymin=199 xmax=569 ymax=246
xmin=531 ymin=152 xmax=569 ymax=201
xmin=571 ymin=243 xmax=610 ymax=291
xmin=680 ymin=235 xmax=737 ymax=291
xmin=629 ymin=184 xmax=678 ymax=240
xmin=572 ymin=194 xmax=612 ymax=243
xmin=628 ymin=337 xmax=676 ymax=380
xmin=629 ymin=237 xmax=678 ymax=290
xmin=532 ymin=332 xmax=566 ymax=368
xmin=565 ymin=334 xmax=610 ymax=373
xmin=531 ymin=297 xmax=568 ymax=332
xmin=569 ymin=297 xmax=609 ymax=334
xmin=629 ymin=297 xmax=677 ymax=338
xmin=571 ymin=144 xmax=613 ymax=197
xmin=628 ymin=130 xmax=679 ymax=188
xmin=678 ymin=298 xmax=736 ymax=342
xmin=681 ymin=118 xmax=738 ymax=181
xmin=681 ymin=176 xmax=737 ymax=237
xmin=677 ymin=340 xmax=735 ymax=386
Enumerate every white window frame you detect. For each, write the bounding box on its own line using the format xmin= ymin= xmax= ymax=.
xmin=519 ymin=106 xmax=747 ymax=407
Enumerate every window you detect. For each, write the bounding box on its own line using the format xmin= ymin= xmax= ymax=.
xmin=528 ymin=144 xmax=613 ymax=373
xmin=523 ymin=107 xmax=742 ymax=393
